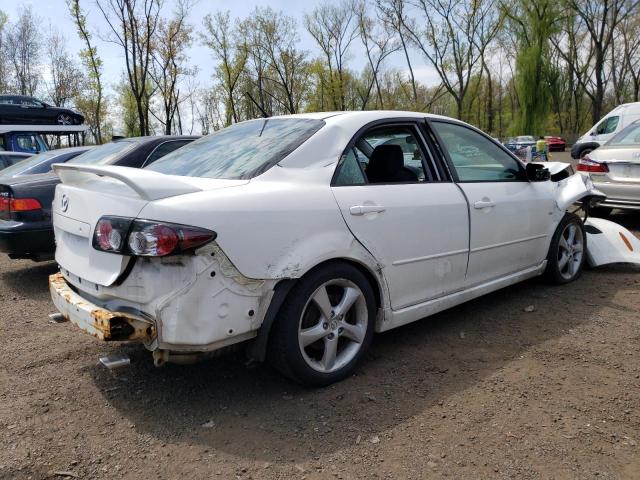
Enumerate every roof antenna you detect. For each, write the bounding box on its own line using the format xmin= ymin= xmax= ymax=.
xmin=244 ymin=92 xmax=270 ymax=118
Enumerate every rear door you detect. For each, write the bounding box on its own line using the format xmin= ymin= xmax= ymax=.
xmin=429 ymin=120 xmax=555 ymax=287
xmin=331 ymin=121 xmax=469 ymax=310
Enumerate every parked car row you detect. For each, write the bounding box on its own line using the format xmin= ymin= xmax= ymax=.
xmin=0 ymin=136 xmax=197 ymax=261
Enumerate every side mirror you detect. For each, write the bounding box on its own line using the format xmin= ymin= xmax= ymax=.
xmin=590 ymin=131 xmax=596 ymax=136
xmin=526 ymin=163 xmax=550 ymax=182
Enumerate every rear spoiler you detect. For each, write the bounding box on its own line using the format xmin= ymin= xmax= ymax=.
xmin=52 ymin=164 xmax=203 ymax=201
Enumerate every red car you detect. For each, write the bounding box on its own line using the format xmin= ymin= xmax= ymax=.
xmin=545 ymin=136 xmax=566 ymax=152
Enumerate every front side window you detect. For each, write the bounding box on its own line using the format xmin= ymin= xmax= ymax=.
xmin=432 ymin=121 xmax=524 ymax=182
xmin=147 ymin=118 xmax=325 ymax=179
xmin=596 ymin=116 xmax=620 ymax=135
xmin=334 ymin=125 xmax=431 ymax=185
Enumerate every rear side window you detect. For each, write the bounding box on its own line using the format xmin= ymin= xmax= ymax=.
xmin=607 ymin=122 xmax=640 ymax=146
xmin=147 ymin=118 xmax=325 ymax=179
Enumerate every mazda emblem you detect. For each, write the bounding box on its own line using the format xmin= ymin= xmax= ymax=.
xmin=61 ymin=194 xmax=69 ymax=212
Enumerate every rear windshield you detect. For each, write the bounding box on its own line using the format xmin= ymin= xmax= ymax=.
xmin=0 ymin=149 xmax=84 ymax=176
xmin=69 ymin=141 xmax=136 ymax=165
xmin=146 ymin=118 xmax=325 ymax=179
xmin=607 ymin=122 xmax=640 ymax=146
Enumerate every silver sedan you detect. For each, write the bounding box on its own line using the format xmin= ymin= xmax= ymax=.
xmin=578 ymin=120 xmax=640 ymax=212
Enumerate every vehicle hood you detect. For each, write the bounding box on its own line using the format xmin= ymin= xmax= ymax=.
xmin=53 ymin=165 xmax=249 ymax=286
xmin=589 ymin=146 xmax=640 ymax=163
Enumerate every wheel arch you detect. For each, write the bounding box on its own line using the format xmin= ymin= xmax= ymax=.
xmin=247 ymin=256 xmax=385 ymax=362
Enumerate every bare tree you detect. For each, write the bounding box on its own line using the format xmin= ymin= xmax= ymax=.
xmin=150 ymin=0 xmax=194 ymax=134
xmin=305 ymin=0 xmax=360 ymax=110
xmin=375 ymin=0 xmax=418 ymax=104
xmin=402 ymin=0 xmax=501 ymax=119
xmin=620 ymin=15 xmax=640 ymax=101
xmin=69 ymin=0 xmax=106 ymax=144
xmin=0 ymin=11 xmax=10 ymax=92
xmin=46 ymin=29 xmax=81 ymax=107
xmin=7 ymin=5 xmax=41 ymax=96
xmin=96 ymin=0 xmax=162 ymax=136
xmin=201 ymin=11 xmax=247 ymax=125
xmin=356 ymin=0 xmax=399 ymax=109
xmin=563 ymin=0 xmax=640 ymax=122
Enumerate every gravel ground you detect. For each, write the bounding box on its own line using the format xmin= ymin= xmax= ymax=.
xmin=1 ymin=167 xmax=640 ymax=479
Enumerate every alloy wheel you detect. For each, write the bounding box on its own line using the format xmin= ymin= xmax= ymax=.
xmin=57 ymin=113 xmax=73 ymax=125
xmin=557 ymin=223 xmax=584 ymax=280
xmin=298 ymin=278 xmax=368 ymax=373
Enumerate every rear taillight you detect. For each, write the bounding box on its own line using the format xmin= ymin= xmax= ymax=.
xmin=0 ymin=192 xmax=42 ymax=219
xmin=577 ymin=156 xmax=609 ymax=173
xmin=92 ymin=216 xmax=216 ymax=257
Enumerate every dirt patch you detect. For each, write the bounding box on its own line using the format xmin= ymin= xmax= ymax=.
xmin=1 ymin=211 xmax=639 ymax=479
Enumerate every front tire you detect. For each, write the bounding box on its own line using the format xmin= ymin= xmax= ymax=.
xmin=544 ymin=213 xmax=586 ymax=284
xmin=268 ymin=262 xmax=376 ymax=387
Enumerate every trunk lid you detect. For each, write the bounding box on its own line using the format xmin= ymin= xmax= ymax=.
xmin=590 ymin=147 xmax=640 ymax=183
xmin=52 ymin=165 xmax=247 ymax=286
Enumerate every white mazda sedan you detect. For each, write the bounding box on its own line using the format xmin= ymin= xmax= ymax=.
xmin=49 ymin=111 xmax=609 ymax=386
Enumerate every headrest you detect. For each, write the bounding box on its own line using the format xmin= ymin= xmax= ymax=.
xmin=366 ymin=144 xmax=404 ymax=183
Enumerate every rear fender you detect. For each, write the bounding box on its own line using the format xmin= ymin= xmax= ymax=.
xmin=585 ymin=217 xmax=640 ymax=267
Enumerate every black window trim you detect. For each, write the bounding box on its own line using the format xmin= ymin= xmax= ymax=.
xmin=142 ymin=139 xmax=191 ymax=168
xmin=426 ymin=118 xmax=528 ymax=184
xmin=331 ymin=117 xmax=450 ymax=187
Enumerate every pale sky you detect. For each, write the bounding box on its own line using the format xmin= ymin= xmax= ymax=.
xmin=2 ymin=0 xmax=439 ymax=88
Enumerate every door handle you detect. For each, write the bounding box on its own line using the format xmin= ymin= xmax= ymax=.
xmin=474 ymin=200 xmax=496 ymax=209
xmin=350 ymin=205 xmax=386 ymax=216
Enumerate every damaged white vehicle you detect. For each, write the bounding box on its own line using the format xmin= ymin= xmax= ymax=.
xmin=48 ymin=112 xmax=639 ymax=386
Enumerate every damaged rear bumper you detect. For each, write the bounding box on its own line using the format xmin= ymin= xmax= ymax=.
xmin=49 ymin=272 xmax=155 ymax=342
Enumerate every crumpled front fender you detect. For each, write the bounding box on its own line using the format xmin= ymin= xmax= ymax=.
xmin=585 ymin=217 xmax=640 ymax=267
xmin=553 ymin=171 xmax=605 ymax=211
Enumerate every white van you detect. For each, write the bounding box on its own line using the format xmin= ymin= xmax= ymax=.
xmin=571 ymin=102 xmax=640 ymax=159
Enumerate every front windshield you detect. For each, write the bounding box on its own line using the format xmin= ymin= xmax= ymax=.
xmin=0 ymin=150 xmax=58 ymax=176
xmin=607 ymin=122 xmax=640 ymax=146
xmin=147 ymin=118 xmax=325 ymax=179
xmin=69 ymin=141 xmax=136 ymax=165
xmin=517 ymin=136 xmax=534 ymax=142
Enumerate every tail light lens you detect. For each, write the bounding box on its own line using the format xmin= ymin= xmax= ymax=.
xmin=577 ymin=156 xmax=609 ymax=173
xmin=92 ymin=216 xmax=216 ymax=257
xmin=0 ymin=192 xmax=42 ymax=220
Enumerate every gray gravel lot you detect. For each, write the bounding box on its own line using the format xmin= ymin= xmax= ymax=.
xmin=1 ymin=160 xmax=640 ymax=479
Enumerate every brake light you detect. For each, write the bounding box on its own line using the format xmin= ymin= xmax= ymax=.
xmin=92 ymin=216 xmax=216 ymax=257
xmin=0 ymin=193 xmax=42 ymax=218
xmin=577 ymin=156 xmax=609 ymax=173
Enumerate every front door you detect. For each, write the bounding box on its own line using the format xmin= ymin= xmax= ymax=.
xmin=331 ymin=122 xmax=469 ymax=310
xmin=430 ymin=120 xmax=555 ymax=287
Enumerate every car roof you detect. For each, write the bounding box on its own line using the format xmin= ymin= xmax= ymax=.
xmin=267 ymin=110 xmax=451 ymax=122
xmin=114 ymin=135 xmax=200 ymax=144
xmin=0 ymin=151 xmax=31 ymax=156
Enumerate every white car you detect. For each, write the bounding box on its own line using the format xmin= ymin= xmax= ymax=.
xmin=48 ymin=111 xmax=639 ymax=386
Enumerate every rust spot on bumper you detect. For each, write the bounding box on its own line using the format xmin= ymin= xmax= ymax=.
xmin=49 ymin=272 xmax=155 ymax=342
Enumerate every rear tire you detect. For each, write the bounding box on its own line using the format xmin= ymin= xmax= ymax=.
xmin=268 ymin=262 xmax=376 ymax=387
xmin=544 ymin=213 xmax=586 ymax=285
